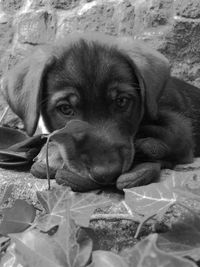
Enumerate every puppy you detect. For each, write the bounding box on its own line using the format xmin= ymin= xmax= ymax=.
xmin=1 ymin=32 xmax=199 ymax=191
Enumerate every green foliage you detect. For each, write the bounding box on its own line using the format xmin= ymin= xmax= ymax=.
xmin=121 ymin=234 xmax=197 ymax=267
xmin=124 ymin=172 xmax=191 ymax=218
xmin=0 ymin=199 xmax=36 ymax=235
xmin=0 ymin=173 xmax=199 ymax=266
xmin=157 ymin=211 xmax=200 ymax=261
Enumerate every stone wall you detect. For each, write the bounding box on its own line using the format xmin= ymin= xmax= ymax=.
xmin=0 ymin=0 xmax=200 ymax=126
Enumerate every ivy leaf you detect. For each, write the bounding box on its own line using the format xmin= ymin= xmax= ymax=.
xmin=9 ymin=212 xmax=92 ymax=266
xmin=0 ymin=199 xmax=36 ymax=235
xmin=122 ymin=234 xmax=197 ymax=267
xmin=124 ymin=171 xmax=192 ymax=218
xmin=36 ymin=186 xmax=72 ymax=214
xmin=124 ymin=180 xmax=176 ymax=218
xmin=37 ymin=186 xmax=111 ymax=229
xmin=157 ymin=211 xmax=200 ymax=261
xmin=70 ymin=192 xmax=111 ymax=227
xmin=36 ymin=186 xmax=72 ymax=231
xmin=74 ymin=228 xmax=93 ymax=267
xmin=10 ymin=228 xmax=66 ymax=267
xmin=9 ymin=186 xmax=101 ymax=266
xmin=88 ymin=250 xmax=128 ymax=267
xmin=0 ymin=249 xmax=15 ymax=266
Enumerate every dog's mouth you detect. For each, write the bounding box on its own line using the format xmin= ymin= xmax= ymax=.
xmin=31 ymin=121 xmax=134 ymax=192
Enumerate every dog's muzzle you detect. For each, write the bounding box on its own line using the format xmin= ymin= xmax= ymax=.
xmin=31 ymin=120 xmax=134 ymax=191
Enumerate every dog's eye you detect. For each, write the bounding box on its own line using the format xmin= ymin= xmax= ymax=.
xmin=57 ymin=104 xmax=75 ymax=116
xmin=115 ymin=96 xmax=130 ymax=109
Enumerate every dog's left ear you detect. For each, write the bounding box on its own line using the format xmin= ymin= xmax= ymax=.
xmin=1 ymin=48 xmax=54 ymax=136
xmin=118 ymin=38 xmax=170 ymax=120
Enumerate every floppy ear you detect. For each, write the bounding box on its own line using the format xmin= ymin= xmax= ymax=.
xmin=118 ymin=38 xmax=170 ymax=120
xmin=1 ymin=48 xmax=54 ymax=136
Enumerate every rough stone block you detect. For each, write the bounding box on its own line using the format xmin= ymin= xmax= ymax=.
xmin=122 ymin=0 xmax=174 ymax=54
xmin=175 ymin=0 xmax=200 ymax=19
xmin=0 ymin=21 xmax=13 ymax=59
xmin=162 ymin=19 xmax=200 ymax=60
xmin=134 ymin=0 xmax=174 ymax=33
xmin=1 ymin=0 xmax=24 ymax=13
xmin=159 ymin=19 xmax=200 ymax=85
xmin=17 ymin=11 xmax=56 ymax=45
xmin=57 ymin=0 xmax=135 ymax=38
xmin=0 ymin=44 xmax=35 ymax=129
xmin=33 ymin=0 xmax=81 ymax=10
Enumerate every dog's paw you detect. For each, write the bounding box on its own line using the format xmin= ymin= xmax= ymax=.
xmin=55 ymin=168 xmax=100 ymax=192
xmin=135 ymin=138 xmax=170 ymax=160
xmin=116 ymin=162 xmax=161 ymax=190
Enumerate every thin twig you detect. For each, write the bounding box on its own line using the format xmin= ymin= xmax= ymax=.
xmin=0 ymin=106 xmax=9 ymax=124
xmin=46 ymin=135 xmax=51 ymax=190
xmin=45 ymin=128 xmax=64 ymax=190
xmin=134 ymin=213 xmax=156 ymax=239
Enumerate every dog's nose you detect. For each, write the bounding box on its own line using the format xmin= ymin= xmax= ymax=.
xmin=89 ymin=152 xmax=122 ymax=184
xmin=56 ymin=120 xmax=125 ymax=185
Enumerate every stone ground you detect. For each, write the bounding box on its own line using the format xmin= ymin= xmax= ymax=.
xmin=0 ymin=158 xmax=200 ymax=251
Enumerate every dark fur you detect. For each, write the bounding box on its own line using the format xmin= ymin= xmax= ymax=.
xmin=2 ymin=32 xmax=200 ymax=189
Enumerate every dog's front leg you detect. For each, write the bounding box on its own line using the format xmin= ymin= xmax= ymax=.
xmin=116 ymin=110 xmax=194 ymax=190
xmin=116 ymin=162 xmax=161 ymax=190
xmin=135 ymin=110 xmax=194 ymax=164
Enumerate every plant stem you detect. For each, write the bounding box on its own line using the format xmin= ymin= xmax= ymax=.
xmin=134 ymin=213 xmax=156 ymax=239
xmin=46 ymin=136 xmax=51 ymax=190
xmin=0 ymin=106 xmax=9 ymax=124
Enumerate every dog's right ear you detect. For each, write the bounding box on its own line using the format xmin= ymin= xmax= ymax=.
xmin=117 ymin=38 xmax=170 ymax=121
xmin=1 ymin=48 xmax=54 ymax=136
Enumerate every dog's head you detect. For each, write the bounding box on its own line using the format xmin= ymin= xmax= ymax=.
xmin=2 ymin=33 xmax=170 ymax=186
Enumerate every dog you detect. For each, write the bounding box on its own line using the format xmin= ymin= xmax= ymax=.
xmin=1 ymin=32 xmax=200 ymax=191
